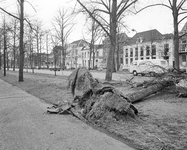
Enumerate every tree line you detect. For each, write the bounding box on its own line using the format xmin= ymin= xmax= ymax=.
xmin=0 ymin=0 xmax=186 ymax=81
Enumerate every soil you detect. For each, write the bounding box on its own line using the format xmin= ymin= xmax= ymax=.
xmin=1 ymin=70 xmax=187 ymax=150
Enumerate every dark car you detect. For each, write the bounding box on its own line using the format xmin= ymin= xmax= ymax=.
xmin=49 ymin=66 xmax=61 ymax=71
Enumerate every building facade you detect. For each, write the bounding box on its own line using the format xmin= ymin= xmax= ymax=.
xmin=103 ymin=33 xmax=129 ymax=69
xmin=82 ymin=44 xmax=104 ymax=68
xmin=123 ymin=29 xmax=174 ymax=69
xmin=65 ymin=39 xmax=105 ymax=69
xmin=179 ymin=22 xmax=187 ymax=69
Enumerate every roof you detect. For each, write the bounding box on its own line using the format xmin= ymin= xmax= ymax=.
xmin=162 ymin=33 xmax=173 ymax=40
xmin=181 ymin=22 xmax=187 ymax=33
xmin=103 ymin=32 xmax=129 ymax=43
xmin=70 ymin=39 xmax=90 ymax=47
xmin=127 ymin=29 xmax=163 ymax=45
xmin=95 ymin=44 xmax=103 ymax=49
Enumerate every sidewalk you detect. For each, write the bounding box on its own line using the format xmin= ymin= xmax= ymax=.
xmin=0 ymin=79 xmax=134 ymax=150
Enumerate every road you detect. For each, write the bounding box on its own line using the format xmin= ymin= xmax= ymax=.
xmin=23 ymin=68 xmax=130 ymax=80
xmin=12 ymin=68 xmax=150 ymax=83
xmin=0 ymin=78 xmax=134 ymax=150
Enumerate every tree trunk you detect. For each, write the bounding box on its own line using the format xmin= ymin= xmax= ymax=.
xmin=116 ymin=47 xmax=120 ymax=71
xmin=13 ymin=20 xmax=16 ymax=71
xmin=36 ymin=27 xmax=39 ymax=69
xmin=173 ymin=1 xmax=179 ymax=70
xmin=39 ymin=35 xmax=42 ymax=69
xmin=125 ymin=81 xmax=170 ymax=103
xmin=6 ymin=52 xmax=9 ymax=71
xmin=18 ymin=0 xmax=24 ymax=82
xmin=3 ymin=18 xmax=6 ymax=76
xmin=89 ymin=41 xmax=93 ymax=69
xmin=13 ymin=37 xmax=16 ymax=71
xmin=105 ymin=0 xmax=117 ymax=81
xmin=0 ymin=51 xmax=1 ymax=70
xmin=0 ymin=36 xmax=1 ymax=70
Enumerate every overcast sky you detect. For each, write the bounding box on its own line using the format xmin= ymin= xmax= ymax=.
xmin=1 ymin=0 xmax=187 ymax=43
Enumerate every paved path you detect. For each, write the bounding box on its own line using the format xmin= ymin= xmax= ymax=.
xmin=0 ymin=79 xmax=134 ymax=150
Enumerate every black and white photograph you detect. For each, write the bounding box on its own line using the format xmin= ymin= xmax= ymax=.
xmin=0 ymin=0 xmax=187 ymax=150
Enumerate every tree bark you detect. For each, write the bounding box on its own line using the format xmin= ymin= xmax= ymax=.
xmin=3 ymin=21 xmax=6 ymax=76
xmin=173 ymin=1 xmax=180 ymax=69
xmin=19 ymin=0 xmax=24 ymax=82
xmin=105 ymin=0 xmax=117 ymax=81
xmin=125 ymin=81 xmax=170 ymax=103
xmin=13 ymin=20 xmax=17 ymax=71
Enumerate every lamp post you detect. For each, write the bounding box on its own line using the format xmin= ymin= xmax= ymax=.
xmin=132 ymin=29 xmax=137 ymax=34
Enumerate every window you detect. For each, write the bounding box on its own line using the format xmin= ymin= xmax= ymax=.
xmin=140 ymin=47 xmax=144 ymax=56
xmin=182 ymin=55 xmax=186 ymax=62
xmin=130 ymin=48 xmax=133 ymax=57
xmin=125 ymin=49 xmax=128 ymax=57
xmin=164 ymin=44 xmax=169 ymax=55
xmin=126 ymin=58 xmax=128 ymax=65
xmin=164 ymin=44 xmax=169 ymax=59
xmin=135 ymin=47 xmax=138 ymax=57
xmin=120 ymin=58 xmax=123 ymax=64
xmin=181 ymin=40 xmax=187 ymax=51
xmin=146 ymin=46 xmax=150 ymax=56
xmin=130 ymin=58 xmax=133 ymax=63
xmin=152 ymin=45 xmax=156 ymax=56
xmin=96 ymin=51 xmax=99 ymax=57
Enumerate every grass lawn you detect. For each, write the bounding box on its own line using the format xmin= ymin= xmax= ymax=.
xmin=1 ymin=70 xmax=187 ymax=150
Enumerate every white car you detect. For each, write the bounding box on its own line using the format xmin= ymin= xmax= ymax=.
xmin=129 ymin=59 xmax=168 ymax=76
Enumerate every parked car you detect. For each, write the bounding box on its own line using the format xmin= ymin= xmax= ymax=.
xmin=49 ymin=66 xmax=61 ymax=71
xmin=97 ymin=63 xmax=107 ymax=71
xmin=129 ymin=59 xmax=168 ymax=76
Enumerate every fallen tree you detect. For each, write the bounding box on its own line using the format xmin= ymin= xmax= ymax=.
xmin=48 ymin=67 xmax=187 ymax=121
xmin=125 ymin=80 xmax=171 ymax=103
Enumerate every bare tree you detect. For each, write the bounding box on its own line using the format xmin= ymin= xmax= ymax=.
xmin=32 ymin=20 xmax=44 ymax=69
xmin=45 ymin=30 xmax=50 ymax=69
xmin=85 ymin=13 xmax=102 ymax=69
xmin=3 ymin=17 xmax=7 ymax=76
xmin=76 ymin=0 xmax=138 ymax=81
xmin=18 ymin=0 xmax=25 ymax=81
xmin=9 ymin=18 xmax=19 ymax=71
xmin=52 ymin=8 xmax=74 ymax=70
xmin=136 ymin=0 xmax=187 ymax=70
xmin=0 ymin=0 xmax=36 ymax=81
xmin=0 ymin=28 xmax=3 ymax=70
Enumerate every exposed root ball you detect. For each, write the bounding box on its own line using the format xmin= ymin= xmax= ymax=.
xmin=68 ymin=67 xmax=138 ymax=122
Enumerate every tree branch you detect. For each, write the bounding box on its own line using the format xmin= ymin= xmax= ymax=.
xmin=117 ymin=0 xmax=138 ymax=19
xmin=135 ymin=3 xmax=172 ymax=14
xmin=94 ymin=8 xmax=110 ymax=15
xmin=77 ymin=0 xmax=110 ymax=38
xmin=177 ymin=0 xmax=186 ymax=11
xmin=167 ymin=0 xmax=173 ymax=9
xmin=178 ymin=11 xmax=187 ymax=15
xmin=178 ymin=15 xmax=187 ymax=25
xmin=0 ymin=7 xmax=20 ymax=20
xmin=179 ymin=32 xmax=187 ymax=39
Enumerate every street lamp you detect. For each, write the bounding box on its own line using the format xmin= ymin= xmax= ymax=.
xmin=132 ymin=29 xmax=137 ymax=34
